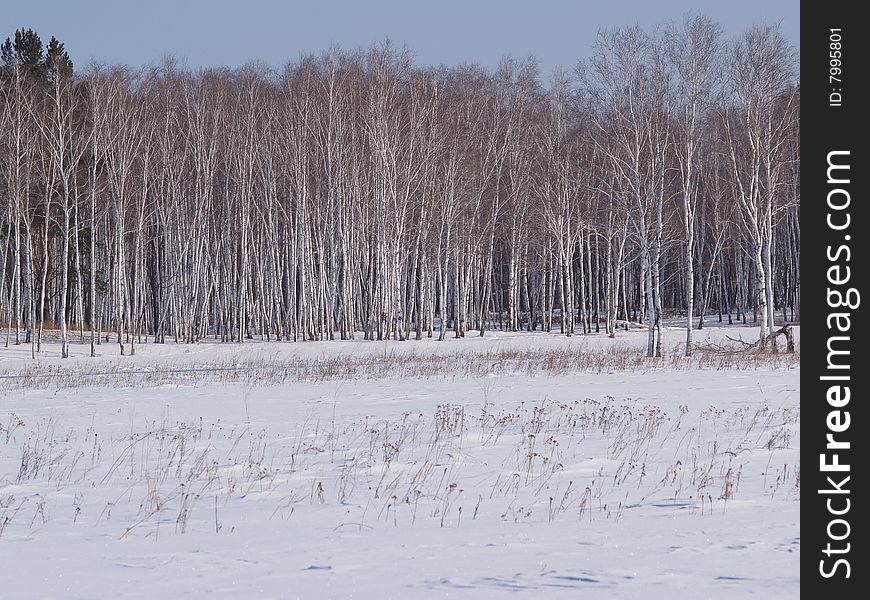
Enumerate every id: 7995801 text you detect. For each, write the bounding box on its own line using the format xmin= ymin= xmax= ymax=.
xmin=830 ymin=29 xmax=843 ymax=107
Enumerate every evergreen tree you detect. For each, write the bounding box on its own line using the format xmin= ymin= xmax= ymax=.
xmin=44 ymin=35 xmax=73 ymax=80
xmin=1 ymin=28 xmax=45 ymax=77
xmin=0 ymin=38 xmax=13 ymax=67
xmin=2 ymin=29 xmax=73 ymax=80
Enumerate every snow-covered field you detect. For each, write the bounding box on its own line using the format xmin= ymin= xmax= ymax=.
xmin=0 ymin=326 xmax=799 ymax=598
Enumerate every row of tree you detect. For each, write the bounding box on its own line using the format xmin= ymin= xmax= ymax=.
xmin=0 ymin=18 xmax=799 ymax=358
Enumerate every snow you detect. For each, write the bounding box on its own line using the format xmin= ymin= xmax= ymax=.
xmin=0 ymin=325 xmax=799 ymax=598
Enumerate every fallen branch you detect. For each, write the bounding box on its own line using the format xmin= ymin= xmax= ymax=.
xmin=725 ymin=324 xmax=795 ymax=354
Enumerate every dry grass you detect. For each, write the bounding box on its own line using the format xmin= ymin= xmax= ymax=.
xmin=0 ymin=341 xmax=799 ymax=391
xmin=0 ymin=388 xmax=800 ymax=541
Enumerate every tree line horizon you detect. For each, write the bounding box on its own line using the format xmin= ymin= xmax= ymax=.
xmin=0 ymin=16 xmax=799 ymax=359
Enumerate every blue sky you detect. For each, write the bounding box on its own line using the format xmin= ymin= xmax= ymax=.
xmin=5 ymin=0 xmax=799 ymax=74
